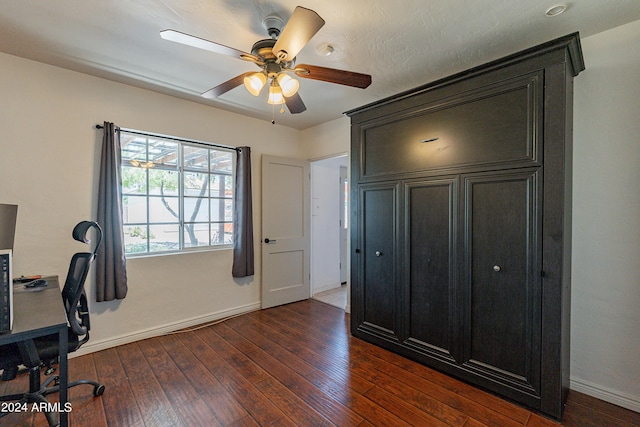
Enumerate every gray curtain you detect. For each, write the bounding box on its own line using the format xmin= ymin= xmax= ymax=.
xmin=232 ymin=146 xmax=254 ymax=277
xmin=96 ymin=122 xmax=128 ymax=301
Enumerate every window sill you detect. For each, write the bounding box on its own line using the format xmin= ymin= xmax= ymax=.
xmin=125 ymin=244 xmax=233 ymax=259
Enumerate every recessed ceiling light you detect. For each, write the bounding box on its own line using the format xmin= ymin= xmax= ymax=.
xmin=545 ymin=4 xmax=567 ymax=17
xmin=316 ymin=42 xmax=335 ymax=56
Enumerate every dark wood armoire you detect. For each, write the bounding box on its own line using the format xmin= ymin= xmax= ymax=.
xmin=346 ymin=33 xmax=584 ymax=419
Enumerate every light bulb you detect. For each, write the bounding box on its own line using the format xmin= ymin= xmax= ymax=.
xmin=268 ymin=84 xmax=285 ymax=105
xmin=277 ymin=74 xmax=299 ymax=97
xmin=243 ymin=72 xmax=266 ymax=96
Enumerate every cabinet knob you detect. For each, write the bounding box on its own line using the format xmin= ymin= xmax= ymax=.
xmin=375 ymin=251 xmax=383 ymax=257
xmin=493 ymin=265 xmax=501 ymax=272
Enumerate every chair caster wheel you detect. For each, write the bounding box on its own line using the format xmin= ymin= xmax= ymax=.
xmin=94 ymin=384 xmax=105 ymax=396
xmin=1 ymin=366 xmax=17 ymax=381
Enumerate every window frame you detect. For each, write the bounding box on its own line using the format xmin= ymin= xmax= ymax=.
xmin=120 ymin=130 xmax=236 ymax=257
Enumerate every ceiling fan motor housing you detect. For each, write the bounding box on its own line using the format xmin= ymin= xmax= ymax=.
xmin=251 ymin=39 xmax=294 ymax=74
xmin=250 ymin=39 xmax=277 ymax=60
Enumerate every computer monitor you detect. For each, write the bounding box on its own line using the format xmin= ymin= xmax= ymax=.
xmin=0 ymin=204 xmax=16 ymax=332
xmin=0 ymin=204 xmax=18 ymax=251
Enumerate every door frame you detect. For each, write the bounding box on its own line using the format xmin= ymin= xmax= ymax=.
xmin=309 ymin=153 xmax=350 ymax=312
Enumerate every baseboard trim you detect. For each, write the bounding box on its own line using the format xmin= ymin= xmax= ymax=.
xmin=570 ymin=377 xmax=640 ymax=413
xmin=72 ymin=302 xmax=261 ymax=358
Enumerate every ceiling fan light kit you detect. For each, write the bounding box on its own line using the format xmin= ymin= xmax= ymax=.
xmin=243 ymin=72 xmax=267 ymax=96
xmin=267 ymin=80 xmax=285 ymax=105
xmin=277 ymin=73 xmax=299 ymax=97
xmin=160 ymin=5 xmax=372 ymax=117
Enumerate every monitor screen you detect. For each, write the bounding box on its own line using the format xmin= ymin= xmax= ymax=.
xmin=0 ymin=204 xmax=18 ymax=250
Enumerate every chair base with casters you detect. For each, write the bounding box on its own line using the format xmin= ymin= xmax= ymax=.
xmin=0 ymin=363 xmax=105 ymax=427
xmin=0 ymin=336 xmax=106 ymax=427
xmin=0 ymin=364 xmax=61 ymax=427
xmin=0 ymin=221 xmax=106 ymax=427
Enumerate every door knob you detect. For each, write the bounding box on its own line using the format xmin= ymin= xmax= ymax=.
xmin=493 ymin=265 xmax=501 ymax=272
xmin=264 ymin=238 xmax=276 ymax=244
xmin=375 ymin=251 xmax=383 ymax=257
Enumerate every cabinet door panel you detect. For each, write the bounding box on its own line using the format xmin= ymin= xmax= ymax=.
xmin=404 ymin=178 xmax=458 ymax=362
xmin=463 ymin=170 xmax=541 ymax=397
xmin=359 ymin=184 xmax=399 ymax=339
xmin=360 ymin=73 xmax=542 ymax=178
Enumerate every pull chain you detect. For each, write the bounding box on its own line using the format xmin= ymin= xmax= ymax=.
xmin=271 ymin=104 xmax=285 ymax=124
xmin=271 ymin=102 xmax=276 ymax=125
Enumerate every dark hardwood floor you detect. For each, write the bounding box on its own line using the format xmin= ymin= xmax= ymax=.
xmin=1 ymin=299 xmax=638 ymax=426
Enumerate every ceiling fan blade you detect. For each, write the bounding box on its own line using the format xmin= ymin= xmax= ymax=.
xmin=294 ymin=64 xmax=372 ymax=89
xmin=284 ymin=92 xmax=307 ymax=114
xmin=272 ymin=7 xmax=325 ymax=62
xmin=160 ymin=29 xmax=260 ymax=63
xmin=201 ymin=72 xmax=254 ymax=99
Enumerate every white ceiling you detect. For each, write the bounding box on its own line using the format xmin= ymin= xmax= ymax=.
xmin=1 ymin=1 xmax=639 ymax=129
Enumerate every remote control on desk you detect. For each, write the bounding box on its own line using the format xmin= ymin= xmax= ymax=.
xmin=24 ymin=279 xmax=48 ymax=288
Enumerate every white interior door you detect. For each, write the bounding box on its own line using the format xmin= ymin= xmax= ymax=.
xmin=261 ymin=155 xmax=310 ymax=309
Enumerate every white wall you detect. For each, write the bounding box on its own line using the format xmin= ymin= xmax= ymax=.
xmin=0 ymin=52 xmax=304 ymax=353
xmin=302 ymin=116 xmax=350 ymax=160
xmin=311 ymin=156 xmax=347 ymax=294
xmin=571 ymin=20 xmax=640 ymax=412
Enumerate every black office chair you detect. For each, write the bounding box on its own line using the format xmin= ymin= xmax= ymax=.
xmin=0 ymin=221 xmax=105 ymax=426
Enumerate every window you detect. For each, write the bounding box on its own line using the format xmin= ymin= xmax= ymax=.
xmin=120 ymin=131 xmax=234 ymax=255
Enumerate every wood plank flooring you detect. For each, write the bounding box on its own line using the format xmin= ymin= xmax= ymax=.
xmin=1 ymin=299 xmax=638 ymax=426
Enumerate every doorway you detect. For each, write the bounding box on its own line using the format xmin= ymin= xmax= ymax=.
xmin=310 ymin=154 xmax=349 ymax=311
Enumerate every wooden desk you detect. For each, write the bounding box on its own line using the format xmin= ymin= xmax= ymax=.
xmin=1 ymin=276 xmax=68 ymax=426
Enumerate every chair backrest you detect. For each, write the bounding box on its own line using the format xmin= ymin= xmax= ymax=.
xmin=61 ymin=221 xmax=102 ymax=346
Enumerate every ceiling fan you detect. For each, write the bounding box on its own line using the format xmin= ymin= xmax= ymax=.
xmin=160 ymin=6 xmax=372 ymax=115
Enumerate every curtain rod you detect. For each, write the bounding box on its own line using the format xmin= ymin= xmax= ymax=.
xmin=95 ymin=124 xmax=240 ymax=152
